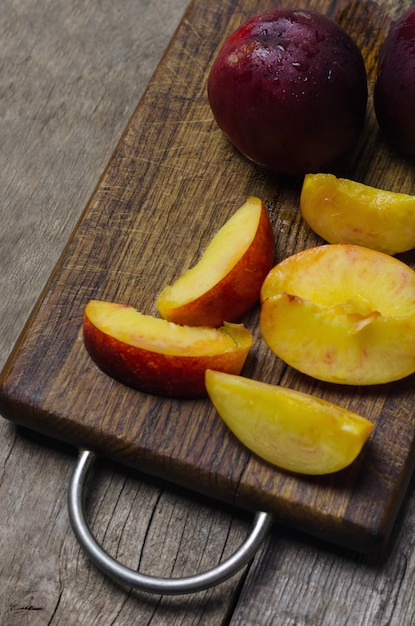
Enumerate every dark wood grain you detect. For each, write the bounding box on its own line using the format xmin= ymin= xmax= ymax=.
xmin=1 ymin=0 xmax=415 ymax=554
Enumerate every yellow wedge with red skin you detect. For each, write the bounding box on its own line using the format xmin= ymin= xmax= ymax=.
xmin=156 ymin=196 xmax=275 ymax=327
xmin=83 ymin=300 xmax=252 ymax=398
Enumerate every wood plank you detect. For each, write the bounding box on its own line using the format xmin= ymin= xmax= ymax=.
xmin=3 ymin=1 xmax=415 ymax=624
xmin=1 ymin=2 xmax=250 ymax=623
xmin=228 ymin=488 xmax=415 ymax=625
xmin=1 ymin=0 xmax=415 ymax=558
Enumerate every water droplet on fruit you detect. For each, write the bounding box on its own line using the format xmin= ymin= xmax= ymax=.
xmin=292 ymin=61 xmax=310 ymax=72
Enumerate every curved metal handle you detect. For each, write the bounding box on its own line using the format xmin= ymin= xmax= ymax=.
xmin=68 ymin=449 xmax=273 ymax=595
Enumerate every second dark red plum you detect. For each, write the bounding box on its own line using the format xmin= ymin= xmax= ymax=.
xmin=207 ymin=8 xmax=368 ymax=176
xmin=374 ymin=8 xmax=415 ymax=158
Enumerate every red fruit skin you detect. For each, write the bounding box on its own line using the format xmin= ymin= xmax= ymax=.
xmin=374 ymin=8 xmax=415 ymax=158
xmin=83 ymin=313 xmax=251 ymax=399
xmin=158 ymin=199 xmax=275 ymax=328
xmin=207 ymin=8 xmax=368 ymax=176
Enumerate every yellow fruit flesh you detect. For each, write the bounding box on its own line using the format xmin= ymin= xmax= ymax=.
xmin=261 ymin=244 xmax=415 ymax=319
xmin=85 ymin=300 xmax=252 ymax=356
xmin=260 ymin=294 xmax=415 ymax=384
xmin=260 ymin=244 xmax=415 ymax=384
xmin=156 ymin=197 xmax=261 ymax=309
xmin=205 ymin=370 xmax=374 ymax=475
xmin=300 ymin=173 xmax=415 ymax=254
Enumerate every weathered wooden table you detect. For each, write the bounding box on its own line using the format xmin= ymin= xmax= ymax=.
xmin=1 ymin=0 xmax=415 ymax=623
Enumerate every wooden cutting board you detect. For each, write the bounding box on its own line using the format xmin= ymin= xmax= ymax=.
xmin=1 ymin=0 xmax=415 ymax=553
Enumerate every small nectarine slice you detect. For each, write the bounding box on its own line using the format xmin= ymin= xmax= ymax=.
xmin=156 ymin=196 xmax=274 ymax=327
xmin=260 ymin=244 xmax=415 ymax=385
xmin=83 ymin=300 xmax=252 ymax=397
xmin=205 ymin=370 xmax=374 ymax=475
xmin=300 ymin=173 xmax=415 ymax=255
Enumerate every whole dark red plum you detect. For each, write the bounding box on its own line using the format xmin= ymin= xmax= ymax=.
xmin=207 ymin=8 xmax=368 ymax=176
xmin=374 ymin=8 xmax=415 ymax=158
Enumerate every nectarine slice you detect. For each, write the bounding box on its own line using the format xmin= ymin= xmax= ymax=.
xmin=156 ymin=196 xmax=274 ymax=327
xmin=83 ymin=300 xmax=252 ymax=397
xmin=205 ymin=370 xmax=374 ymax=475
xmin=260 ymin=244 xmax=415 ymax=385
xmin=300 ymin=173 xmax=415 ymax=255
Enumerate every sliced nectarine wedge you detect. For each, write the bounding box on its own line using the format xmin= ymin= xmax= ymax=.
xmin=83 ymin=300 xmax=252 ymax=397
xmin=156 ymin=196 xmax=274 ymax=327
xmin=205 ymin=370 xmax=374 ymax=475
xmin=300 ymin=173 xmax=415 ymax=255
xmin=260 ymin=244 xmax=415 ymax=385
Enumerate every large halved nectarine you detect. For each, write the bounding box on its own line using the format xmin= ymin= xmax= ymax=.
xmin=260 ymin=244 xmax=415 ymax=385
xmin=156 ymin=196 xmax=274 ymax=327
xmin=205 ymin=370 xmax=374 ymax=475
xmin=83 ymin=300 xmax=252 ymax=397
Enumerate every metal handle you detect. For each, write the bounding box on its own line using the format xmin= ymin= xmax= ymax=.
xmin=68 ymin=449 xmax=273 ymax=595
